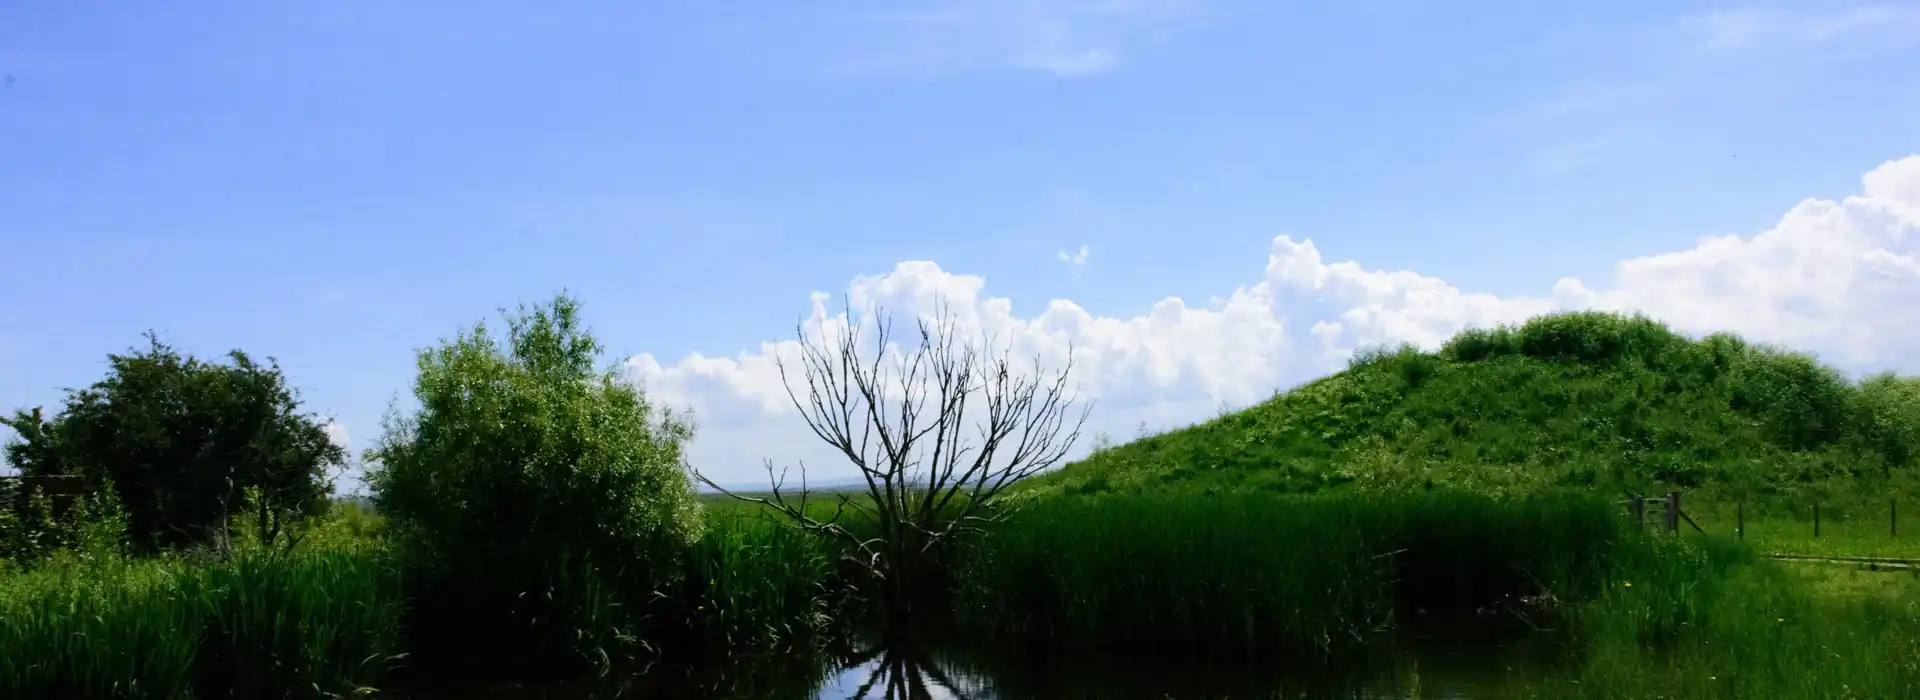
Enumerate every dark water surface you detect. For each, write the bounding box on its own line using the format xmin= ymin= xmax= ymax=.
xmin=397 ymin=618 xmax=1571 ymax=699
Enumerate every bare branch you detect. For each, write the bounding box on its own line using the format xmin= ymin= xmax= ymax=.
xmin=721 ymin=298 xmax=1090 ymax=609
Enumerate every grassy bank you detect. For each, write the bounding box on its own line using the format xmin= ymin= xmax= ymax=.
xmin=1026 ymin=312 xmax=1920 ymax=501
xmin=0 ymin=532 xmax=404 ymax=700
xmin=1544 ymin=537 xmax=1920 ymax=699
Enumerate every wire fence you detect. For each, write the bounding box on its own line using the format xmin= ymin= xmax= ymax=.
xmin=1624 ymin=490 xmax=1920 ymax=562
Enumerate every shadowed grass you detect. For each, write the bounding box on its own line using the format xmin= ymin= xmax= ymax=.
xmin=955 ymin=491 xmax=1622 ymax=659
xmin=673 ymin=506 xmax=846 ymax=655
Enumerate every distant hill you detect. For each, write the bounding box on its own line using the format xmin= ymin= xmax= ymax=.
xmin=1021 ymin=312 xmax=1920 ymax=500
xmin=698 ymin=474 xmax=870 ymax=495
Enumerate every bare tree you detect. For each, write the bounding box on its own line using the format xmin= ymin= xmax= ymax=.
xmin=695 ymin=299 xmax=1090 ymax=620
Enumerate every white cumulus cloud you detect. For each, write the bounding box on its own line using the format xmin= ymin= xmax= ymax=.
xmin=632 ymin=155 xmax=1920 ymax=486
xmin=323 ymin=419 xmax=351 ymax=448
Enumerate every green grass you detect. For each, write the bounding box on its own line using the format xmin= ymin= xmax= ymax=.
xmin=1543 ymin=538 xmax=1920 ymax=699
xmin=1024 ymin=312 xmax=1920 ymax=501
xmin=0 ymin=536 xmax=404 ymax=700
xmin=1678 ymin=494 xmax=1920 ymax=560
xmin=954 ymin=490 xmax=1623 ymax=659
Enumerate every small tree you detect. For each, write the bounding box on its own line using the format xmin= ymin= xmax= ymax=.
xmin=363 ymin=292 xmax=702 ymax=672
xmin=697 ymin=300 xmax=1089 ymax=622
xmin=1 ymin=333 xmax=343 ymax=551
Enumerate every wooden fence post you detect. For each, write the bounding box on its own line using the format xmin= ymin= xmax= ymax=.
xmin=1814 ymin=503 xmax=1821 ymax=538
xmin=1738 ymin=501 xmax=1745 ymax=541
xmin=1894 ymin=500 xmax=1899 ymax=538
xmin=1667 ymin=491 xmax=1680 ymax=536
xmin=1632 ymin=494 xmax=1645 ymax=532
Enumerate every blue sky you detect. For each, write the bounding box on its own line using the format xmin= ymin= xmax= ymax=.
xmin=4 ymin=1 xmax=1919 ymax=486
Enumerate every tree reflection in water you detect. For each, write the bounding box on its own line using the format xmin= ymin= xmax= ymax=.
xmin=828 ymin=633 xmax=984 ymax=700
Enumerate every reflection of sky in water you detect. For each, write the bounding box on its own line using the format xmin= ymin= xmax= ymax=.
xmin=809 ymin=653 xmax=989 ymax=699
xmin=797 ymin=645 xmax=1531 ymax=700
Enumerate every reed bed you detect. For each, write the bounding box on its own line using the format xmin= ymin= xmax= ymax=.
xmin=954 ymin=490 xmax=1623 ymax=659
xmin=675 ymin=507 xmax=845 ymax=655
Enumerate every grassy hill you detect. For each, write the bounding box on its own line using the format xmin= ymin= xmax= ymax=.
xmin=1024 ymin=312 xmax=1920 ymax=502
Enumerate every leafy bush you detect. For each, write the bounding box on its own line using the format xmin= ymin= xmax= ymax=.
xmin=1846 ymin=372 xmax=1920 ymax=469
xmin=363 ymin=292 xmax=704 ymax=675
xmin=1 ymin=489 xmax=131 ymax=568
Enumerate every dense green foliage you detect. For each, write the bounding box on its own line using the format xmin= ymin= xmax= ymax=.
xmin=1 ymin=333 xmax=345 ymax=551
xmin=362 ymin=293 xmax=707 ymax=676
xmin=1028 ymin=312 xmax=1920 ymax=500
xmin=957 ymin=491 xmax=1621 ymax=658
xmin=0 ymin=489 xmax=130 ymax=568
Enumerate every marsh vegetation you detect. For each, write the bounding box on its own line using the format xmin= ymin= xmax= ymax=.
xmin=4 ymin=301 xmax=1917 ymax=698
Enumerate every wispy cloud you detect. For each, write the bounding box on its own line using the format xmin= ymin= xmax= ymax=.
xmin=1680 ymin=5 xmax=1920 ymax=55
xmin=1058 ymin=244 xmax=1092 ymax=266
xmin=832 ymin=0 xmax=1199 ymax=78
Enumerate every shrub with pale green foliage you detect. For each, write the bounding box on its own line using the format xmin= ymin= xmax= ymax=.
xmin=363 ymin=292 xmax=705 ymax=676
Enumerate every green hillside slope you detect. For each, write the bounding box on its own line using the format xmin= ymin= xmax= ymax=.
xmin=1025 ymin=312 xmax=1920 ymax=500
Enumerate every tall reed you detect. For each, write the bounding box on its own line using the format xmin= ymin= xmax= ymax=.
xmin=675 ymin=508 xmax=844 ymax=655
xmin=0 ymin=537 xmax=403 ymax=699
xmin=955 ymin=491 xmax=1623 ymax=659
